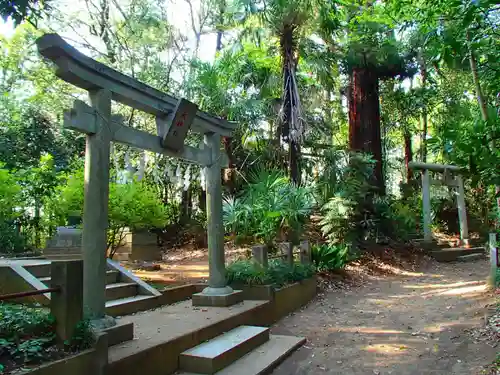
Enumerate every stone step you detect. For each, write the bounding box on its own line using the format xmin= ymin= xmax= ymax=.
xmin=24 ymin=262 xmax=51 ymax=277
xmin=177 ymin=335 xmax=305 ymax=375
xmin=106 ymin=282 xmax=138 ymax=301
xmin=38 ymin=270 xmax=120 ymax=287
xmin=429 ymin=247 xmax=485 ymax=262
xmin=105 ymin=294 xmax=158 ymax=316
xmin=179 ymin=326 xmax=270 ymax=374
xmin=456 ymin=253 xmax=485 ymax=262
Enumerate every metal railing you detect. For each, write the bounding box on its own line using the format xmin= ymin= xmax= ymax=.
xmin=0 ymin=287 xmax=60 ymax=302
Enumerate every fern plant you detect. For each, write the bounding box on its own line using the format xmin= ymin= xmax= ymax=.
xmin=311 ymin=243 xmax=351 ymax=271
xmin=223 ymin=168 xmax=314 ymax=245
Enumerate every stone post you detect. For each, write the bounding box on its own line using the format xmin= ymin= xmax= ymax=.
xmin=252 ymin=245 xmax=268 ymax=268
xmin=82 ymin=89 xmax=113 ymax=324
xmin=422 ymin=169 xmax=432 ymax=242
xmin=300 ymin=240 xmax=311 ymax=264
xmin=50 ymin=260 xmax=83 ymax=346
xmin=192 ymin=133 xmax=243 ymax=306
xmin=200 ymin=132 xmax=232 ymax=295
xmin=489 ymin=233 xmax=498 ymax=289
xmin=279 ymin=242 xmax=294 ymax=267
xmin=456 ymin=176 xmax=469 ymax=246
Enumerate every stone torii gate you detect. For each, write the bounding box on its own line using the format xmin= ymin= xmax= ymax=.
xmin=408 ymin=162 xmax=468 ymax=246
xmin=36 ymin=34 xmax=241 ymax=326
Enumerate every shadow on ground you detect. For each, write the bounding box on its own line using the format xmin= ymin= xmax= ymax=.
xmin=271 ymin=259 xmax=496 ymax=375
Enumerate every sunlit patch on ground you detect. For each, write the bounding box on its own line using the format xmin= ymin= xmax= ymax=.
xmin=329 ymin=327 xmax=405 ymax=334
xmin=364 ymin=343 xmax=412 ymax=355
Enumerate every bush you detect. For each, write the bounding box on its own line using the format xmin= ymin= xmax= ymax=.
xmin=223 ymin=168 xmax=314 ymax=245
xmin=226 ymin=259 xmax=315 ymax=288
xmin=0 ymin=166 xmax=26 ymax=253
xmin=311 ymin=243 xmax=351 ymax=271
xmin=44 ymin=168 xmax=172 ymax=258
xmin=319 ymin=153 xmax=375 ymax=244
xmin=0 ymin=303 xmax=94 ymax=373
xmin=320 ymin=152 xmax=418 ymax=245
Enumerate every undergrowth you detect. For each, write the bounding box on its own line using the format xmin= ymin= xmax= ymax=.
xmin=0 ymin=303 xmax=93 ymax=374
xmin=226 ymin=259 xmax=315 ymax=288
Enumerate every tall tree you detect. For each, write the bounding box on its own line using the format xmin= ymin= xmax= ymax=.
xmin=343 ymin=4 xmax=415 ymax=193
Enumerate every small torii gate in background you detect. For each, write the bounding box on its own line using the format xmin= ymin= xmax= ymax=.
xmin=409 ymin=162 xmax=468 ymax=246
xmin=37 ymin=34 xmax=240 ymax=327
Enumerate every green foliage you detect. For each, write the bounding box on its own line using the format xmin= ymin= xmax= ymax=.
xmin=226 ymin=259 xmax=315 ymax=288
xmin=0 ymin=303 xmax=55 ymax=366
xmin=320 ymin=153 xmax=418 ymax=245
xmin=0 ymin=166 xmax=25 ymax=253
xmin=0 ymin=303 xmax=93 ymax=371
xmin=65 ymin=320 xmax=94 ymax=351
xmin=45 ymin=168 xmax=171 ymax=257
xmin=320 ymin=152 xmax=376 ymax=244
xmin=0 ymin=0 xmax=48 ymax=25
xmin=311 ymin=243 xmax=350 ymax=271
xmin=223 ymin=168 xmax=314 ymax=245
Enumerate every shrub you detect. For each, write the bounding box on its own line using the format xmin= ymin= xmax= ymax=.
xmin=319 ymin=153 xmax=375 ymax=245
xmin=320 ymin=152 xmax=418 ymax=245
xmin=311 ymin=243 xmax=351 ymax=271
xmin=223 ymin=168 xmax=314 ymax=245
xmin=226 ymin=259 xmax=315 ymax=288
xmin=0 ymin=166 xmax=26 ymax=253
xmin=44 ymin=168 xmax=171 ymax=258
xmin=0 ymin=303 xmax=94 ymax=372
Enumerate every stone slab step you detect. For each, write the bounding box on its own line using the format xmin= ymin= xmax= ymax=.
xmin=457 ymin=253 xmax=485 ymax=262
xmin=106 ymin=282 xmax=138 ymax=301
xmin=429 ymin=246 xmax=485 ymax=262
xmin=105 ymin=294 xmax=158 ymax=316
xmin=24 ymin=262 xmax=51 ymax=277
xmin=177 ymin=335 xmax=305 ymax=375
xmin=38 ymin=270 xmax=120 ymax=286
xmin=179 ymin=326 xmax=270 ymax=374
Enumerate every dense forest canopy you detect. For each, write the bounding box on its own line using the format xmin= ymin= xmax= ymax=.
xmin=0 ymin=0 xmax=499 ymax=253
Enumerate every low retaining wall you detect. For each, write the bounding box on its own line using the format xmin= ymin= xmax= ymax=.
xmin=230 ymin=276 xmax=317 ymax=324
xmin=22 ymin=333 xmax=108 ymax=375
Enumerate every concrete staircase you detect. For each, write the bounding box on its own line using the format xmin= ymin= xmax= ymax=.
xmin=1 ymin=259 xmax=161 ymax=316
xmin=177 ymin=325 xmax=305 ymax=375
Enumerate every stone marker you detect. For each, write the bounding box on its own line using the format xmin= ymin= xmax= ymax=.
xmin=489 ymin=233 xmax=498 ymax=288
xmin=299 ymin=240 xmax=311 ymax=264
xmin=252 ymin=245 xmax=268 ymax=268
xmin=279 ymin=242 xmax=294 ymax=267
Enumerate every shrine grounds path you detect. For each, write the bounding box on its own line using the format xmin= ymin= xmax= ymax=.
xmin=271 ymin=258 xmax=497 ymax=375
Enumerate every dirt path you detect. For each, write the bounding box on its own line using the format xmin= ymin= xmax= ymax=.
xmin=271 ymin=259 xmax=497 ymax=375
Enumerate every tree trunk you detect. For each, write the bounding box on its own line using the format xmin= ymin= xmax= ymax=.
xmin=467 ymin=30 xmax=500 ymax=225
xmin=289 ymin=140 xmax=301 ymax=185
xmin=419 ymin=53 xmax=428 ymax=163
xmin=181 ymin=188 xmax=192 ymax=223
xmin=467 ymin=31 xmax=489 ymax=122
xmin=404 ymin=131 xmax=413 ymax=183
xmin=281 ymin=27 xmax=301 ymax=185
xmin=348 ymin=67 xmax=385 ymax=193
